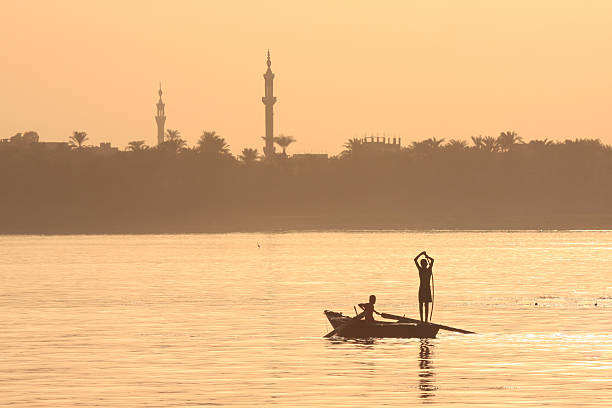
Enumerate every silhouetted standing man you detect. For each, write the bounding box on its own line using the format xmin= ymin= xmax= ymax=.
xmin=414 ymin=251 xmax=434 ymax=322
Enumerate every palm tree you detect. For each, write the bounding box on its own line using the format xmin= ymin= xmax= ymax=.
xmin=274 ymin=134 xmax=296 ymax=156
xmin=425 ymin=137 xmax=445 ymax=150
xmin=159 ymin=129 xmax=186 ymax=153
xmin=497 ymin=131 xmax=523 ymax=152
xmin=528 ymin=139 xmax=554 ymax=148
xmin=471 ymin=135 xmax=484 ymax=150
xmin=409 ymin=137 xmax=445 ymax=154
xmin=445 ymin=139 xmax=468 ymax=151
xmin=482 ymin=136 xmax=499 ymax=153
xmin=562 ymin=138 xmax=607 ymax=153
xmin=126 ymin=140 xmax=148 ymax=152
xmin=165 ymin=129 xmax=181 ymax=141
xmin=238 ymin=148 xmax=260 ymax=164
xmin=341 ymin=138 xmax=364 ymax=158
xmin=69 ymin=131 xmax=88 ymax=149
xmin=196 ymin=130 xmax=231 ymax=157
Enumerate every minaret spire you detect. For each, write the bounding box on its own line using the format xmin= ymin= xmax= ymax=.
xmin=155 ymin=83 xmax=166 ymax=146
xmin=262 ymin=50 xmax=276 ymax=157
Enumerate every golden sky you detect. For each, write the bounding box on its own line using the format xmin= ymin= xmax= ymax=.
xmin=3 ymin=1 xmax=612 ymax=154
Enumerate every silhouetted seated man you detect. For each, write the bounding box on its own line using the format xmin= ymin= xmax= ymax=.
xmin=358 ymin=294 xmax=381 ymax=322
xmin=414 ymin=251 xmax=434 ymax=323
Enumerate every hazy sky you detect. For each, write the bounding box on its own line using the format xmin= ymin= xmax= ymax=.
xmin=3 ymin=1 xmax=612 ymax=154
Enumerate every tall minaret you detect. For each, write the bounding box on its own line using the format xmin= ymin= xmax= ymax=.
xmin=155 ymin=84 xmax=166 ymax=146
xmin=262 ymin=50 xmax=276 ymax=157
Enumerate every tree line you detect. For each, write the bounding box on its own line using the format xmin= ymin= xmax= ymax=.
xmin=129 ymin=129 xmax=295 ymax=162
xmin=1 ymin=129 xmax=611 ymax=233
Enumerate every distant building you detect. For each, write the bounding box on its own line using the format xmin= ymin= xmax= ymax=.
xmin=0 ymin=132 xmax=69 ymax=151
xmin=361 ymin=135 xmax=402 ymax=153
xmin=155 ymin=84 xmax=166 ymax=146
xmin=262 ymin=50 xmax=276 ymax=158
xmin=85 ymin=142 xmax=119 ymax=155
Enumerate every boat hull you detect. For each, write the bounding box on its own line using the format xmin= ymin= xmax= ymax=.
xmin=324 ymin=310 xmax=439 ymax=339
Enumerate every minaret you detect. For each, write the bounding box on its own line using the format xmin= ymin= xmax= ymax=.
xmin=155 ymin=84 xmax=166 ymax=146
xmin=262 ymin=50 xmax=277 ymax=157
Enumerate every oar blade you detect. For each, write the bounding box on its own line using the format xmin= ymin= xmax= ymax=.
xmin=380 ymin=312 xmax=475 ymax=334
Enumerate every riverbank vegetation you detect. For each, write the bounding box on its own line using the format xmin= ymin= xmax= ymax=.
xmin=1 ymin=130 xmax=611 ymax=233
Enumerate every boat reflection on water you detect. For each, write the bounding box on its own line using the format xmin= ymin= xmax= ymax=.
xmin=327 ymin=337 xmax=377 ymax=346
xmin=418 ymin=339 xmax=436 ymax=400
xmin=325 ymin=336 xmax=437 ymax=400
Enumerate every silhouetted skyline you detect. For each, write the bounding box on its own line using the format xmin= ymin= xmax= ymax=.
xmin=3 ymin=2 xmax=612 ymax=153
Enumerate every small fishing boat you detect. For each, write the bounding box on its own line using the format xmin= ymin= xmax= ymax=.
xmin=324 ymin=310 xmax=440 ymax=339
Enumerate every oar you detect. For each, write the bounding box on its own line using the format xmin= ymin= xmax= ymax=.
xmin=380 ymin=312 xmax=475 ymax=334
xmin=430 ymin=272 xmax=435 ymax=322
xmin=323 ymin=311 xmax=364 ymax=338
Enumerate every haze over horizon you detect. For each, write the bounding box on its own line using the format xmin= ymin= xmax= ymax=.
xmin=3 ymin=1 xmax=612 ymax=154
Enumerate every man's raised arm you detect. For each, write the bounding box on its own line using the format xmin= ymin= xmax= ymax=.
xmin=425 ymin=253 xmax=434 ymax=268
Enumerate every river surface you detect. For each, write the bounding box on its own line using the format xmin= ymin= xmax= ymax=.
xmin=0 ymin=231 xmax=611 ymax=407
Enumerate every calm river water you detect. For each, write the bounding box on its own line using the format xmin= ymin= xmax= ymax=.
xmin=0 ymin=231 xmax=610 ymax=407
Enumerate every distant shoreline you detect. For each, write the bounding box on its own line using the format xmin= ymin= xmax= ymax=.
xmin=3 ymin=137 xmax=612 ymax=235
xmin=2 ymin=213 xmax=611 ymax=235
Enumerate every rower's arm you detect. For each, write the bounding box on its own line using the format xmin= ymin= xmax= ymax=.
xmin=358 ymin=303 xmax=367 ymax=310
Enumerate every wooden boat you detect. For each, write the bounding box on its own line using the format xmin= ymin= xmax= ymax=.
xmin=324 ymin=310 xmax=439 ymax=339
